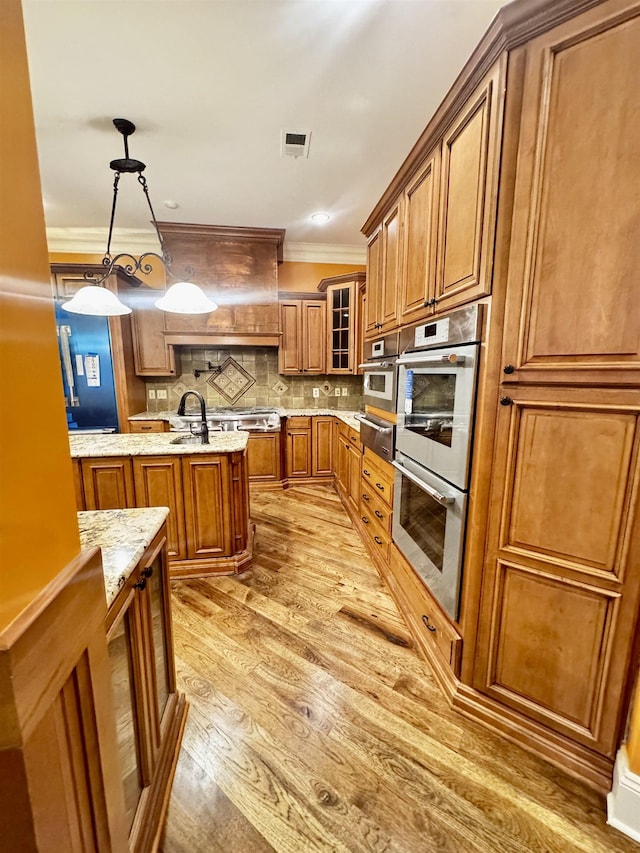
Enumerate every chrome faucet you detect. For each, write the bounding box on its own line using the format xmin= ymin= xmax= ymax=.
xmin=177 ymin=391 xmax=209 ymax=444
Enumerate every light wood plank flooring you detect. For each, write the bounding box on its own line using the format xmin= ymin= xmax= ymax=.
xmin=162 ymin=485 xmax=635 ymax=853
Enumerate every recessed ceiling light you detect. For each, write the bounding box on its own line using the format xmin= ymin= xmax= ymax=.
xmin=163 ymin=200 xmax=179 ymax=209
xmin=311 ymin=212 xmax=330 ymax=224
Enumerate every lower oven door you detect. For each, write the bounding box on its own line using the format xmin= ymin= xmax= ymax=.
xmin=392 ymin=453 xmax=467 ymax=621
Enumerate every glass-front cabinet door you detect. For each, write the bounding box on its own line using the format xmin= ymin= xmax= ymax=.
xmin=321 ymin=274 xmax=365 ymax=375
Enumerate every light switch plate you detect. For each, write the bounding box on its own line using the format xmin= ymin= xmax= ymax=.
xmin=334 ymin=388 xmax=341 ymax=396
xmin=341 ymin=387 xmax=348 ymax=396
xmin=148 ymin=389 xmax=156 ymax=400
xmin=157 ymin=389 xmax=168 ymax=400
xmin=313 ymin=388 xmax=320 ymax=398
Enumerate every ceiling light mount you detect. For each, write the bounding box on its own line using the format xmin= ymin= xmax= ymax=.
xmin=65 ymin=118 xmax=217 ymax=317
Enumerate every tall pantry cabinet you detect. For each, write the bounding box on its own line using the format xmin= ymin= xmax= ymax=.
xmin=362 ymin=0 xmax=640 ymax=793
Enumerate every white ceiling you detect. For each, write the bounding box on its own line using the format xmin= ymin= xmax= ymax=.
xmin=22 ymin=0 xmax=507 ymax=262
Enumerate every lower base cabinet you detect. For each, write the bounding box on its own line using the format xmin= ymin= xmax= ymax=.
xmin=106 ymin=526 xmax=187 ymax=852
xmin=247 ymin=432 xmax=282 ymax=482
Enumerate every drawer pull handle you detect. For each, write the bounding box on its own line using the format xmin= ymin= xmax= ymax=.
xmin=374 ymin=536 xmax=383 ymax=545
xmin=141 ymin=425 xmax=153 ymax=430
xmin=376 ymin=482 xmax=385 ymax=491
xmin=350 ymin=436 xmax=357 ymax=443
xmin=134 ymin=578 xmax=147 ymax=591
xmin=363 ymin=469 xmax=371 ymax=476
xmin=422 ymin=615 xmax=436 ymax=633
xmin=362 ymin=494 xmax=370 ymax=502
xmin=374 ymin=510 xmax=383 ymax=520
xmin=361 ymin=516 xmax=369 ymax=524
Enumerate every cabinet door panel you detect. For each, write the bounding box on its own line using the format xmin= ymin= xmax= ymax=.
xmin=435 ymin=60 xmax=504 ymax=311
xmin=81 ymin=458 xmax=134 ymax=510
xmin=365 ymin=230 xmax=382 ymax=336
xmin=278 ymin=301 xmax=302 ymax=374
xmin=286 ymin=428 xmax=312 ymax=478
xmin=401 ymin=148 xmax=440 ymax=323
xmin=312 ymin=417 xmax=334 ymax=477
xmin=302 ymin=301 xmax=326 ymax=374
xmin=381 ymin=202 xmax=401 ymax=330
xmin=126 ymin=289 xmax=176 ymax=377
xmin=182 ymin=457 xmax=233 ymax=557
xmin=247 ymin=433 xmax=282 ymax=481
xmin=133 ymin=458 xmax=187 ymax=560
xmin=503 ymin=9 xmax=640 ymax=384
xmin=475 ymin=387 xmax=640 ymax=755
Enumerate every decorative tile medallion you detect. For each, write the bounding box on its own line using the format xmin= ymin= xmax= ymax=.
xmin=207 ymin=356 xmax=255 ymax=404
xmin=320 ymin=380 xmax=332 ymax=397
xmin=271 ymin=379 xmax=288 ymax=396
xmin=171 ymin=379 xmax=190 ymax=398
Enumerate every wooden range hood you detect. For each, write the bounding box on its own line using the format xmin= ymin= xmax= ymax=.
xmin=157 ymin=222 xmax=285 ymax=346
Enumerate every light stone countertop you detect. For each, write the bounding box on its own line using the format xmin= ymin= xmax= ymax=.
xmin=78 ymin=507 xmax=169 ymax=608
xmin=128 ymin=408 xmax=361 ymax=433
xmin=69 ymin=430 xmax=249 ymax=458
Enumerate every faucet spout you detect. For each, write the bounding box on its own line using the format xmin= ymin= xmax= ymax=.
xmin=177 ymin=391 xmax=209 ymax=444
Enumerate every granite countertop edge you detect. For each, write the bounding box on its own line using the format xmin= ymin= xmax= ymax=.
xmin=69 ymin=430 xmax=249 ymax=458
xmin=78 ymin=507 xmax=169 ymax=608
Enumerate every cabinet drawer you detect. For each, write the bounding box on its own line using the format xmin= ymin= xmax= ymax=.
xmin=360 ymin=482 xmax=392 ymax=534
xmin=361 ymin=452 xmax=394 ymax=508
xmin=360 ymin=512 xmax=391 ymax=563
xmin=129 ymin=420 xmax=169 ymax=433
xmin=338 ymin=419 xmax=361 ymax=448
xmin=287 ymin=416 xmax=312 ymax=429
xmin=389 ymin=545 xmax=461 ymax=673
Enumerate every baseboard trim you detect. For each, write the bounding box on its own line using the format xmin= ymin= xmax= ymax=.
xmin=607 ymin=747 xmax=640 ymax=843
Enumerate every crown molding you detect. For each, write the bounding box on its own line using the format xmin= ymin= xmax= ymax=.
xmin=283 ymin=242 xmax=366 ymax=265
xmin=46 ymin=228 xmax=367 ymax=266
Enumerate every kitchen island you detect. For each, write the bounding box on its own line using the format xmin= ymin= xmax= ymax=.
xmin=70 ymin=431 xmax=253 ymax=579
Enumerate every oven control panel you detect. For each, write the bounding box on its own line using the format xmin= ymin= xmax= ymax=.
xmin=414 ymin=317 xmax=450 ymax=348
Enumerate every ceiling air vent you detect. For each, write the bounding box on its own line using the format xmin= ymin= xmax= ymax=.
xmin=281 ymin=129 xmax=311 ymax=158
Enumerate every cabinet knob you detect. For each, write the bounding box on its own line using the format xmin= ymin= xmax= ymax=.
xmin=422 ymin=615 xmax=436 ymax=633
xmin=503 ymin=364 xmax=515 ymax=375
xmin=142 ymin=567 xmax=154 ymax=578
xmin=500 ymin=396 xmax=513 ymax=407
xmin=134 ymin=577 xmax=147 ymax=591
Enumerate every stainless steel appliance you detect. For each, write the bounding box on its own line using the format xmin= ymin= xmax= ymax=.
xmin=395 ymin=305 xmax=482 ymax=490
xmin=360 ymin=332 xmax=399 ymax=414
xmin=392 ymin=450 xmax=466 ymax=620
xmin=354 ymin=412 xmax=394 ymax=462
xmin=173 ymin=406 xmax=281 ymax=434
xmin=392 ymin=304 xmax=483 ymax=620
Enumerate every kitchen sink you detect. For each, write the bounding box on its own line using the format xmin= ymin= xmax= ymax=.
xmin=170 ymin=435 xmax=206 ymax=445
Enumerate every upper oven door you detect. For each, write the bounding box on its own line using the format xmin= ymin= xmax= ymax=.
xmin=396 ymin=342 xmax=479 ymax=490
xmin=360 ymin=361 xmax=397 ymax=412
xmin=392 ymin=454 xmax=467 ymax=621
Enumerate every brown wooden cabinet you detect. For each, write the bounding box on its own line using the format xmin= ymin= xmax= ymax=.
xmin=500 ymin=8 xmax=640 ymax=388
xmin=132 ymin=457 xmax=187 ymax=560
xmin=125 ymin=288 xmax=176 ymax=377
xmin=364 ymin=196 xmax=403 ymax=338
xmin=129 ymin=420 xmax=170 ymax=434
xmin=399 ymin=147 xmax=440 ymax=324
xmin=334 ymin=421 xmax=363 ymax=515
xmin=365 ymin=229 xmax=382 ymax=337
xmin=181 ymin=456 xmax=233 ymax=559
xmin=247 ymin=432 xmax=282 ymax=483
xmin=285 ymin=417 xmax=313 ymax=478
xmin=278 ymin=299 xmax=326 ymax=374
xmin=434 ymin=59 xmax=505 ymax=313
xmin=81 ymin=457 xmax=135 ymax=510
xmin=312 ymin=416 xmax=334 ymax=477
xmin=319 ymin=273 xmax=365 ymax=375
xmin=106 ymin=527 xmax=186 ymax=852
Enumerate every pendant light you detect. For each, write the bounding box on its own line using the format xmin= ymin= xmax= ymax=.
xmin=63 ymin=118 xmax=217 ymax=317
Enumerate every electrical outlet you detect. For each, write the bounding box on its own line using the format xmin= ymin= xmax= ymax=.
xmin=313 ymin=388 xmax=320 ymax=398
xmin=341 ymin=387 xmax=348 ymax=396
xmin=157 ymin=389 xmax=168 ymax=400
xmin=148 ymin=389 xmax=156 ymax=400
xmin=334 ymin=388 xmax=341 ymax=396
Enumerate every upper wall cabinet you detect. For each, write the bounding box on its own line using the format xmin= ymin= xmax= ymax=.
xmin=278 ymin=297 xmax=326 ymax=375
xmin=365 ymin=199 xmax=403 ymax=338
xmin=157 ymin=223 xmax=284 ymax=345
xmin=365 ymin=228 xmax=382 ymax=336
xmin=319 ymin=273 xmax=365 ymax=375
xmin=434 ymin=59 xmax=505 ymax=313
xmin=124 ymin=287 xmax=176 ymax=377
xmin=501 ymin=5 xmax=640 ymax=387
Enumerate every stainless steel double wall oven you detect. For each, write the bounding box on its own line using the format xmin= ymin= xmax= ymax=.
xmin=392 ymin=305 xmax=483 ymax=620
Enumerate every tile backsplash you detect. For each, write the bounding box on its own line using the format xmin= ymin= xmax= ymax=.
xmin=144 ymin=347 xmax=363 ymax=411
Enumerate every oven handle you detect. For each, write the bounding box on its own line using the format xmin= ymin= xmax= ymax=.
xmin=396 ymin=353 xmax=466 ymax=366
xmin=358 ymin=361 xmax=395 ymax=370
xmin=354 ymin=413 xmax=393 ymax=434
xmin=391 ymin=460 xmax=455 ymax=506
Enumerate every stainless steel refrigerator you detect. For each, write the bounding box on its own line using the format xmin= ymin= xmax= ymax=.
xmin=55 ymin=302 xmax=120 ymax=433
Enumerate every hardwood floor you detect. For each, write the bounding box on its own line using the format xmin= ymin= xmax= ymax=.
xmin=162 ymin=485 xmax=635 ymax=853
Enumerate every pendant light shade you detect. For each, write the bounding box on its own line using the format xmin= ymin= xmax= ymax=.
xmin=155 ymin=281 xmax=218 ymax=314
xmin=62 ymin=285 xmax=132 ymax=316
